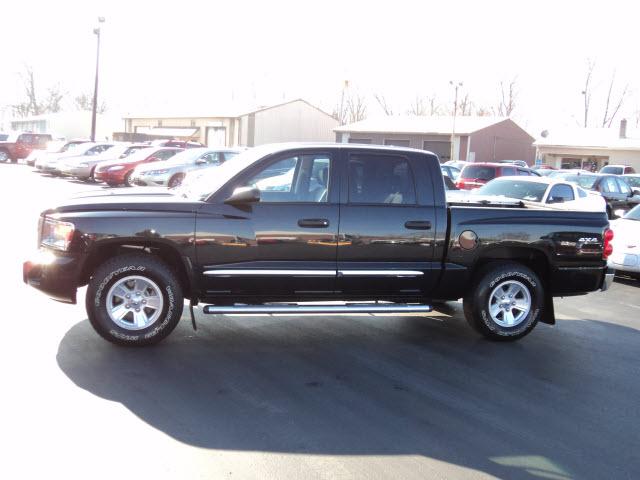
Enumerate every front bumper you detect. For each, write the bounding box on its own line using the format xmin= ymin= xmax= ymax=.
xmin=600 ymin=267 xmax=615 ymax=291
xmin=23 ymin=249 xmax=83 ymax=304
xmin=95 ymin=169 xmax=126 ymax=184
xmin=60 ymin=165 xmax=91 ymax=178
xmin=608 ymin=251 xmax=640 ymax=274
xmin=133 ymin=173 xmax=169 ymax=186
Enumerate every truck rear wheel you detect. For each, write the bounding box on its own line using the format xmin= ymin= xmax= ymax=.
xmin=86 ymin=253 xmax=184 ymax=346
xmin=463 ymin=262 xmax=543 ymax=341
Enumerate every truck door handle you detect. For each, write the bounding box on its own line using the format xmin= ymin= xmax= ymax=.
xmin=298 ymin=218 xmax=330 ymax=228
xmin=405 ymin=220 xmax=431 ymax=230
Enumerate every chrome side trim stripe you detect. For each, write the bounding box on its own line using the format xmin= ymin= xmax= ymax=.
xmin=203 ymin=303 xmax=432 ymax=314
xmin=338 ymin=270 xmax=423 ymax=277
xmin=204 ymin=269 xmax=336 ymax=276
xmin=204 ymin=269 xmax=424 ymax=277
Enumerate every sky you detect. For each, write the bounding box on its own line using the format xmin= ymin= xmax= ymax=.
xmin=1 ymin=0 xmax=639 ymax=137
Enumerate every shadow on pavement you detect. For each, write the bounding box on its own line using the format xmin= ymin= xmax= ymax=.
xmin=57 ymin=310 xmax=639 ymax=479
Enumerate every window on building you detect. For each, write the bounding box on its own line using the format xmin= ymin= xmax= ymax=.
xmin=423 ymin=140 xmax=451 ymax=162
xmin=348 ymin=138 xmax=372 ymax=144
xmin=384 ymin=139 xmax=410 ymax=147
xmin=348 ymin=154 xmax=416 ymax=205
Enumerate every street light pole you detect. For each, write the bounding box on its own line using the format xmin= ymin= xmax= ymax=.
xmin=90 ymin=17 xmax=105 ymax=142
xmin=449 ymin=81 xmax=463 ymax=162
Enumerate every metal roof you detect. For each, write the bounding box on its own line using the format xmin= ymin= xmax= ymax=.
xmin=535 ymin=126 xmax=640 ymax=151
xmin=334 ymin=115 xmax=509 ymax=135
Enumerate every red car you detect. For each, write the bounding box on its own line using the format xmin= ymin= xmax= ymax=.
xmin=0 ymin=132 xmax=53 ymax=163
xmin=94 ymin=147 xmax=182 ymax=186
xmin=456 ymin=162 xmax=540 ymax=190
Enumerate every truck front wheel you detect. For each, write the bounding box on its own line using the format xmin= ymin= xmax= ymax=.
xmin=86 ymin=253 xmax=184 ymax=346
xmin=463 ymin=262 xmax=544 ymax=341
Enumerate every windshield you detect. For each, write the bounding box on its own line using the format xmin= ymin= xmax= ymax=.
xmin=624 ymin=176 xmax=640 ymax=188
xmin=624 ymin=205 xmax=640 ymax=220
xmin=461 ymin=165 xmax=496 ymax=181
xmin=476 ymin=179 xmax=549 ymax=202
xmin=600 ymin=166 xmax=623 ymax=175
xmin=177 ymin=146 xmax=272 ymax=201
xmin=553 ymin=173 xmax=597 ymax=189
xmin=0 ymin=134 xmax=8 ymax=141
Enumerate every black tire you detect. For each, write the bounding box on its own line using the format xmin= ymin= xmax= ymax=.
xmin=168 ymin=173 xmax=184 ymax=188
xmin=463 ymin=262 xmax=544 ymax=341
xmin=124 ymin=171 xmax=134 ymax=187
xmin=86 ymin=253 xmax=184 ymax=346
xmin=106 ymin=182 xmax=119 ymax=187
xmin=87 ymin=166 xmax=97 ymax=182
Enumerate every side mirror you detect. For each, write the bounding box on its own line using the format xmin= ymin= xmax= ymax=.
xmin=196 ymin=158 xmax=207 ymax=165
xmin=147 ymin=156 xmax=160 ymax=163
xmin=225 ymin=186 xmax=260 ymax=204
xmin=630 ymin=188 xmax=640 ymax=197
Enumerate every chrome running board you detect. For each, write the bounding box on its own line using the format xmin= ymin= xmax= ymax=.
xmin=202 ymin=303 xmax=432 ymax=315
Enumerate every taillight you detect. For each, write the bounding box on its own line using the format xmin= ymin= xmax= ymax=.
xmin=603 ymin=228 xmax=614 ymax=259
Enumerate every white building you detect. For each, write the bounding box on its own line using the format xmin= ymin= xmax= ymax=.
xmin=535 ymin=120 xmax=640 ymax=171
xmin=121 ymin=99 xmax=339 ymax=147
xmin=9 ymin=111 xmax=122 ymax=141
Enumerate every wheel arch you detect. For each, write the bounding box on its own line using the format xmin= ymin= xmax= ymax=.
xmin=472 ymin=246 xmax=555 ymax=325
xmin=79 ymin=240 xmax=194 ymax=298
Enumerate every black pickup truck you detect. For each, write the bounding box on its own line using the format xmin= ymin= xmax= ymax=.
xmin=23 ymin=143 xmax=614 ymax=346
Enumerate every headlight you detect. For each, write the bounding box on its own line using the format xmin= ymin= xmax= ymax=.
xmin=41 ymin=217 xmax=75 ymax=251
xmin=108 ymin=165 xmax=125 ymax=171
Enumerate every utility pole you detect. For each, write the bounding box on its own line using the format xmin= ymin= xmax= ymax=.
xmin=90 ymin=17 xmax=105 ymax=142
xmin=449 ymin=81 xmax=463 ymax=161
xmin=339 ymin=80 xmax=349 ymax=125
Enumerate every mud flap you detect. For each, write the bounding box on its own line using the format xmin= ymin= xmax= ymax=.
xmin=540 ymin=294 xmax=556 ymax=325
xmin=189 ymin=298 xmax=198 ymax=330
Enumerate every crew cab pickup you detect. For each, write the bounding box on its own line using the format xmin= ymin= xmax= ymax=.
xmin=0 ymin=132 xmax=53 ymax=162
xmin=23 ymin=143 xmax=614 ymax=346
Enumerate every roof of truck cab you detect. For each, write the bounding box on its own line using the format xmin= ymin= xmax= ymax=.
xmin=249 ymin=142 xmax=437 ymax=156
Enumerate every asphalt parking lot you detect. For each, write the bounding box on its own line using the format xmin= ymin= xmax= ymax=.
xmin=2 ymin=163 xmax=639 ymax=480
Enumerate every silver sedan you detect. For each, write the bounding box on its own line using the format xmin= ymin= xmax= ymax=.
xmin=132 ymin=147 xmax=245 ymax=187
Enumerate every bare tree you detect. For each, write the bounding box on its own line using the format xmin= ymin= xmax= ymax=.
xmin=11 ymin=66 xmax=66 ymax=117
xmin=373 ymin=94 xmax=393 ymax=115
xmin=74 ymin=92 xmax=107 ymax=114
xmin=601 ymin=71 xmax=628 ymax=127
xmin=497 ymin=78 xmax=518 ymax=117
xmin=346 ymin=93 xmax=367 ymax=123
xmin=581 ymin=60 xmax=595 ymax=127
xmin=475 ymin=105 xmax=493 ymax=117
xmin=407 ymin=96 xmax=427 ymax=116
xmin=428 ymin=97 xmax=441 ymax=115
xmin=458 ymin=94 xmax=473 ymax=116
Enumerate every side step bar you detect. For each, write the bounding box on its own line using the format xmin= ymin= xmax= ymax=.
xmin=202 ymin=303 xmax=432 ymax=315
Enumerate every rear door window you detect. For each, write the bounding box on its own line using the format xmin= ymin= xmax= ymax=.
xmin=462 ymin=165 xmax=496 ymax=181
xmin=501 ymin=167 xmax=517 ymax=176
xmin=348 ymin=154 xmax=416 ymax=205
xmin=548 ymin=184 xmax=575 ymax=202
xmin=616 ymin=178 xmax=631 ymax=195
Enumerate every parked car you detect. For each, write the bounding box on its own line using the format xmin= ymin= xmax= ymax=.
xmin=443 ymin=160 xmax=469 ymax=171
xmin=599 ymin=164 xmax=636 ymax=175
xmin=150 ymin=139 xmax=204 ymax=149
xmin=552 ymin=172 xmax=639 ymax=218
xmin=23 ymin=143 xmax=613 ymax=347
xmin=622 ymin=174 xmax=640 ymax=191
xmin=58 ymin=144 xmax=151 ymax=181
xmin=26 ymin=139 xmax=91 ymax=166
xmin=473 ymin=176 xmax=606 ymax=212
xmin=440 ymin=164 xmax=461 ymax=181
xmin=497 ymin=159 xmax=529 ymax=167
xmin=456 ymin=162 xmax=540 ymax=190
xmin=132 ymin=147 xmax=245 ymax=188
xmin=94 ymin=147 xmax=182 ymax=186
xmin=0 ymin=132 xmax=53 ymax=162
xmin=39 ymin=143 xmax=116 ymax=175
xmin=608 ymin=205 xmax=640 ymax=280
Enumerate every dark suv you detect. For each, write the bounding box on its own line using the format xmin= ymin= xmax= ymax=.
xmin=0 ymin=132 xmax=53 ymax=163
xmin=456 ymin=162 xmax=540 ymax=190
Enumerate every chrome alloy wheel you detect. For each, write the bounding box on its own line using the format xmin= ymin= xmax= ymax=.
xmin=0 ymin=151 xmax=8 ymax=162
xmin=488 ymin=280 xmax=531 ymax=327
xmin=106 ymin=275 xmax=164 ymax=330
